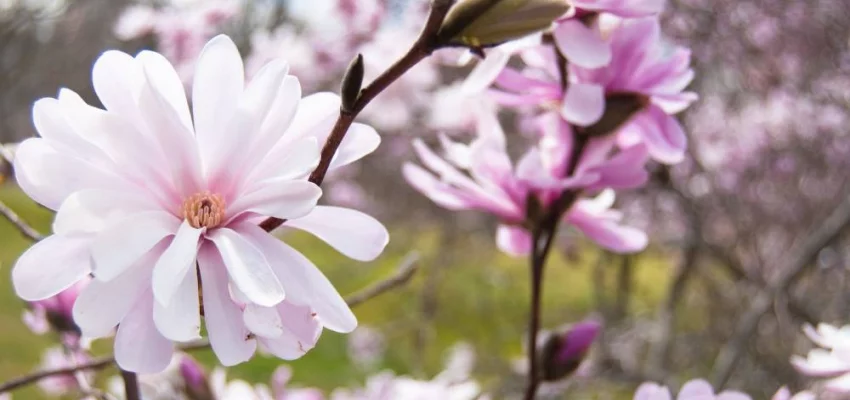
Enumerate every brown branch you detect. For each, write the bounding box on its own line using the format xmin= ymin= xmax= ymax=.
xmin=259 ymin=0 xmax=454 ymax=233
xmin=0 ymin=199 xmax=42 ymax=241
xmin=344 ymin=251 xmax=420 ymax=308
xmin=711 ymin=192 xmax=850 ymax=388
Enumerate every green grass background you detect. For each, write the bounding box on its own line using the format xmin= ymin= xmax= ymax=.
xmin=0 ymin=183 xmax=678 ymax=399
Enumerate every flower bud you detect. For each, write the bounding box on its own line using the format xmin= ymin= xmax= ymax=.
xmin=438 ymin=0 xmax=570 ymax=48
xmin=179 ymin=354 xmax=214 ymax=400
xmin=340 ymin=53 xmax=364 ymax=113
xmin=540 ymin=319 xmax=600 ymax=381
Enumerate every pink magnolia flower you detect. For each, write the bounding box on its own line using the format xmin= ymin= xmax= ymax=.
xmin=12 ymin=34 xmax=388 ymax=373
xmin=491 ymin=17 xmax=696 ymax=163
xmin=634 ymin=379 xmax=751 ymax=400
xmin=22 ymin=278 xmax=87 ymax=337
xmin=771 ymin=387 xmax=816 ymax=400
xmin=791 ymin=323 xmax=850 ymax=392
xmin=404 ymin=110 xmax=648 ymax=256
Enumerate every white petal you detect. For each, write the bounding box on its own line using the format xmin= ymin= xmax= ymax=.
xmin=136 ymin=51 xmax=193 ymax=131
xmin=193 ymin=35 xmax=244 ymax=151
xmin=247 ymin=137 xmax=319 ymax=185
xmin=329 ymin=123 xmax=381 ymax=170
xmin=228 ymin=180 xmax=321 ymax=221
xmin=198 ymin=246 xmax=257 ymax=366
xmin=53 ymin=189 xmax=155 ymax=235
xmin=91 ymin=211 xmax=179 ymax=282
xmin=254 ymin=75 xmax=302 ymax=159
xmin=152 ymin=220 xmax=202 ymax=306
xmin=153 ymin=263 xmax=201 ymax=341
xmin=12 ymin=235 xmax=91 ymax=301
xmin=208 ymin=228 xmax=285 ymax=307
xmin=92 ymin=50 xmax=145 ymax=121
xmin=284 ymin=92 xmax=340 ymax=145
xmin=243 ymin=304 xmax=284 ymax=338
xmin=73 ymin=246 xmax=160 ymax=338
xmin=560 ymin=83 xmax=605 ymax=126
xmin=258 ymin=302 xmax=321 ymax=360
xmin=238 ymin=224 xmax=356 ymax=333
xmin=462 ymin=50 xmax=510 ymax=94
xmin=286 ymin=206 xmax=388 ymax=262
xmin=114 ymin=293 xmax=175 ymax=373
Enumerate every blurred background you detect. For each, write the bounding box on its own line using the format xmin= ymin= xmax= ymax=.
xmin=1 ymin=0 xmax=849 ymax=398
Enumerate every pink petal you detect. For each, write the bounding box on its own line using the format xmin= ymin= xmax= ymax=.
xmin=92 ymin=50 xmax=145 ymax=121
xmin=192 ymin=35 xmax=245 ymax=154
xmin=716 ymin=392 xmax=753 ymax=400
xmin=402 ymin=163 xmax=471 ymax=210
xmin=114 ymin=292 xmax=174 ymax=373
xmin=152 ymin=220 xmax=202 ymax=306
xmin=566 ymin=206 xmax=648 ymax=253
xmin=462 ymin=50 xmax=510 ymax=94
xmin=259 ymin=301 xmax=322 ymax=359
xmin=677 ymin=379 xmax=715 ymax=398
xmin=228 ymin=180 xmax=322 ymax=221
xmin=251 ymin=73 xmax=301 ymax=162
xmin=285 ymin=206 xmax=389 ymax=262
xmin=281 ymin=92 xmax=340 ymax=147
xmin=634 ymin=107 xmax=686 ymax=164
xmin=244 ymin=304 xmax=284 ymax=338
xmin=633 ymin=383 xmax=672 ymax=400
xmin=53 ymin=189 xmax=155 ymax=235
xmin=73 ymin=246 xmax=160 ymax=338
xmin=561 ymin=83 xmax=605 ymax=126
xmin=237 ymin=224 xmax=356 ymax=333
xmin=496 ymin=225 xmax=532 ymax=256
xmin=553 ymin=19 xmax=612 ymax=69
xmin=198 ymin=245 xmax=257 ymax=366
xmin=91 ymin=211 xmax=180 ymax=282
xmin=153 ymin=263 xmax=201 ymax=341
xmin=12 ymin=235 xmax=91 ymax=301
xmin=208 ymin=228 xmax=285 ymax=307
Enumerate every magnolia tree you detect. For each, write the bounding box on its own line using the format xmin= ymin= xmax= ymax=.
xmin=0 ymin=0 xmax=847 ymax=399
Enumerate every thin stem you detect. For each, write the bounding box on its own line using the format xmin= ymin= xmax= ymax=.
xmin=120 ymin=370 xmax=140 ymax=400
xmin=0 ymin=199 xmax=42 ymax=241
xmin=524 ymin=228 xmax=556 ymax=399
xmin=260 ymin=0 xmax=453 ymax=233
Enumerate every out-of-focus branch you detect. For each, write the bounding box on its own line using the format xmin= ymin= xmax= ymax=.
xmin=0 ymin=200 xmax=42 ymax=241
xmin=711 ymin=192 xmax=850 ymax=388
xmin=0 ymin=254 xmax=421 ymax=394
xmin=345 ymin=251 xmax=420 ymax=308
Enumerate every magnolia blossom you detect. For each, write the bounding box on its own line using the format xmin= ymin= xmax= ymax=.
xmin=490 ymin=17 xmax=696 ymax=164
xmin=12 ymin=35 xmax=388 ymax=372
xmin=791 ymin=323 xmax=850 ymax=392
xmin=404 ymin=109 xmax=648 ymax=256
xmin=22 ymin=278 xmax=87 ymax=338
xmin=634 ymin=379 xmax=751 ymax=400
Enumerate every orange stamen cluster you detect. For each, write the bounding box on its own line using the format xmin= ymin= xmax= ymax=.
xmin=181 ymin=192 xmax=226 ymax=229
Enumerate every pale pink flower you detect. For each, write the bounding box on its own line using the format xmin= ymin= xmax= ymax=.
xmin=12 ymin=34 xmax=388 ymax=372
xmin=404 ymin=109 xmax=648 ymax=256
xmin=634 ymin=379 xmax=751 ymax=400
xmin=771 ymin=387 xmax=816 ymax=400
xmin=246 ymin=26 xmax=329 ymax=90
xmin=348 ymin=325 xmax=386 ymax=368
xmin=791 ymin=323 xmax=850 ymax=392
xmin=37 ymin=346 xmax=93 ymax=396
xmin=270 ymin=366 xmax=326 ymax=400
xmin=22 ymin=277 xmax=87 ymax=337
xmin=331 ymin=372 xmax=481 ymax=400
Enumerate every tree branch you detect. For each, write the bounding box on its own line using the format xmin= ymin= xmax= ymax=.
xmin=711 ymin=193 xmax=850 ymax=388
xmin=344 ymin=251 xmax=420 ymax=308
xmin=0 ymin=199 xmax=42 ymax=241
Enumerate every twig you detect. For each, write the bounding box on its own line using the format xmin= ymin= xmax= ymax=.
xmin=344 ymin=251 xmax=420 ymax=308
xmin=259 ymin=0 xmax=454 ymax=233
xmin=0 ymin=199 xmax=42 ymax=241
xmin=119 ymin=370 xmax=140 ymax=400
xmin=0 ymin=256 xmax=422 ymax=394
xmin=711 ymin=192 xmax=850 ymax=388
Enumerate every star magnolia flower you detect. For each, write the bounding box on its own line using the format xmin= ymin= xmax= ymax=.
xmin=403 ymin=109 xmax=648 ymax=256
xmin=12 ymin=34 xmax=388 ymax=372
xmin=634 ymin=379 xmax=751 ymax=400
xmin=491 ymin=17 xmax=696 ymax=164
xmin=791 ymin=323 xmax=850 ymax=392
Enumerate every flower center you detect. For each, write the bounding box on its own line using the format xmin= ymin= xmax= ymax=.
xmin=181 ymin=192 xmax=226 ymax=229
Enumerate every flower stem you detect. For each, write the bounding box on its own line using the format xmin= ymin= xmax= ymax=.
xmin=120 ymin=370 xmax=140 ymax=400
xmin=524 ymin=227 xmax=556 ymax=399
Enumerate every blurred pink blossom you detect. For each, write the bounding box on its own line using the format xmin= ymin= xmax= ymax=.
xmin=634 ymin=379 xmax=751 ymax=400
xmin=347 ymin=325 xmax=386 ymax=369
xmin=37 ymin=346 xmax=92 ymax=396
xmin=791 ymin=323 xmax=850 ymax=392
xmin=22 ymin=277 xmax=87 ymax=338
xmin=771 ymin=387 xmax=816 ymax=400
xmin=12 ymin=34 xmax=388 ymax=373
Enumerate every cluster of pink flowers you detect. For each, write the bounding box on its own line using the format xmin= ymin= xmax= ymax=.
xmin=405 ymin=1 xmax=695 ymax=256
xmin=11 ymin=34 xmax=388 ymax=373
xmin=634 ymin=379 xmax=814 ymax=400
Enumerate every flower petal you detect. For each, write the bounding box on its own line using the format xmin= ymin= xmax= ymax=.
xmin=462 ymin=50 xmax=510 ymax=94
xmin=114 ymin=293 xmax=175 ymax=373
xmin=238 ymin=224 xmax=356 ymax=333
xmin=92 ymin=50 xmax=145 ymax=121
xmin=193 ymin=35 xmax=244 ymax=152
xmin=53 ymin=189 xmax=156 ymax=235
xmin=91 ymin=211 xmax=180 ymax=282
xmin=73 ymin=245 xmax=160 ymax=338
xmin=12 ymin=235 xmax=91 ymax=301
xmin=496 ymin=224 xmax=532 ymax=256
xmin=258 ymin=301 xmax=321 ymax=360
xmin=198 ymin=245 xmax=257 ymax=366
xmin=229 ymin=180 xmax=322 ymax=221
xmin=285 ymin=206 xmax=389 ymax=262
xmin=561 ymin=83 xmax=605 ymax=126
xmin=243 ymin=304 xmax=284 ymax=338
xmin=402 ymin=163 xmax=471 ymax=210
xmin=566 ymin=206 xmax=648 ymax=253
xmin=153 ymin=263 xmax=201 ymax=342
xmin=208 ymin=228 xmax=285 ymax=307
xmin=553 ymin=19 xmax=612 ymax=69
xmin=152 ymin=220 xmax=202 ymax=306
xmin=329 ymin=123 xmax=381 ymax=170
